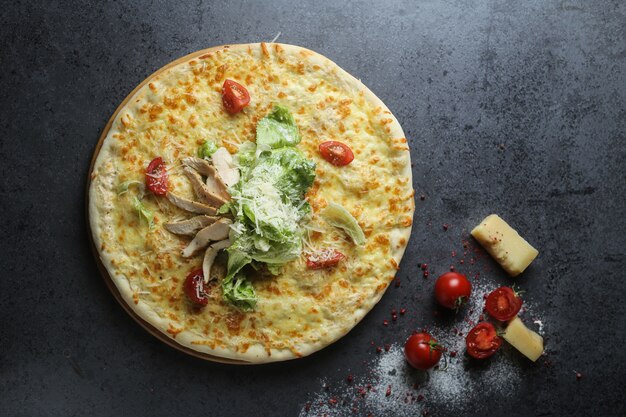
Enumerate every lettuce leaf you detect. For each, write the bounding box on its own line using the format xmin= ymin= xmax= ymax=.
xmin=197 ymin=140 xmax=218 ymax=159
xmin=131 ymin=196 xmax=154 ymax=229
xmin=222 ymin=273 xmax=257 ymax=311
xmin=322 ymin=202 xmax=366 ymax=245
xmin=256 ymin=105 xmax=301 ymax=149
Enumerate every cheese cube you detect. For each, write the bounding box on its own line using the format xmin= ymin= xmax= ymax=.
xmin=502 ymin=316 xmax=544 ymax=361
xmin=471 ymin=214 xmax=538 ymax=276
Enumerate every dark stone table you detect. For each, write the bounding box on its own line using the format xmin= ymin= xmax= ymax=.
xmin=1 ymin=1 xmax=624 ymax=416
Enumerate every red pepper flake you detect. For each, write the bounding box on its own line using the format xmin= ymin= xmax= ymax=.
xmin=478 ymin=314 xmax=484 ymax=321
xmin=420 ymin=194 xmax=425 ymax=200
xmin=384 ymin=344 xmax=391 ymax=352
xmin=423 ymin=271 xmax=430 ymax=278
xmin=422 ymin=409 xmax=430 ymax=416
xmin=451 ymin=251 xmax=456 ymax=257
xmin=383 ymin=320 xmax=389 ymax=326
xmin=575 ymin=371 xmax=583 ymax=380
xmin=304 ymin=402 xmax=311 ymax=411
xmin=460 ymin=259 xmax=464 ymax=264
xmin=328 ymin=398 xmax=338 ymax=405
xmin=400 ymin=308 xmax=406 ymax=315
xmin=394 ymin=278 xmax=401 ymax=288
xmin=385 ymin=385 xmax=392 ymax=397
xmin=450 ymin=351 xmax=457 ymax=358
xmin=367 ymin=384 xmax=373 ymax=391
xmin=376 ymin=346 xmax=382 ymax=354
xmin=442 ymin=224 xmax=449 ymax=231
xmin=347 ymin=374 xmax=353 ymax=383
xmin=358 ymin=387 xmax=367 ymax=397
xmin=417 ymin=394 xmax=424 ymax=402
xmin=421 ymin=263 xmax=428 ymax=270
xmin=449 ymin=265 xmax=455 ymax=271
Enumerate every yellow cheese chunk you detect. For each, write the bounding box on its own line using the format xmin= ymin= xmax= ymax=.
xmin=503 ymin=316 xmax=544 ymax=361
xmin=471 ymin=214 xmax=538 ymax=276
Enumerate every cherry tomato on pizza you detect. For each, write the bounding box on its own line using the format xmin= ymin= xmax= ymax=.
xmin=466 ymin=322 xmax=502 ymax=359
xmin=434 ymin=272 xmax=471 ymax=309
xmin=222 ymin=79 xmax=250 ymax=114
xmin=306 ymin=249 xmax=345 ymax=269
xmin=183 ymin=269 xmax=209 ymax=306
xmin=485 ymin=286 xmax=523 ymax=321
xmin=145 ymin=157 xmax=168 ymax=196
xmin=319 ymin=141 xmax=354 ymax=166
xmin=404 ymin=332 xmax=443 ymax=370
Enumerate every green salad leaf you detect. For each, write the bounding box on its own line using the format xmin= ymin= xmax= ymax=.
xmin=255 ymin=105 xmax=301 ymax=149
xmin=197 ymin=140 xmax=218 ymax=159
xmin=131 ymin=196 xmax=154 ymax=229
xmin=222 ymin=273 xmax=257 ymax=311
xmin=322 ymin=202 xmax=366 ymax=245
xmin=117 ymin=180 xmax=144 ymax=196
xmin=221 ymin=106 xmax=316 ymax=309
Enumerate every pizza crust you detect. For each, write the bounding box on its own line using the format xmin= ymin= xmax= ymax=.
xmin=88 ymin=43 xmax=414 ymax=363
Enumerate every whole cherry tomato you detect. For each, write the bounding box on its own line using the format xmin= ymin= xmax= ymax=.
xmin=183 ymin=269 xmax=208 ymax=306
xmin=306 ymin=249 xmax=346 ymax=269
xmin=404 ymin=332 xmax=443 ymax=370
xmin=485 ymin=287 xmax=523 ymax=321
xmin=222 ymin=79 xmax=250 ymax=114
xmin=319 ymin=141 xmax=354 ymax=166
xmin=145 ymin=157 xmax=168 ymax=196
xmin=434 ymin=272 xmax=471 ymax=309
xmin=466 ymin=322 xmax=502 ymax=359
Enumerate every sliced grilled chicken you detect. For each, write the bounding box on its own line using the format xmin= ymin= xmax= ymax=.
xmin=182 ymin=157 xmax=230 ymax=200
xmin=202 ymin=239 xmax=231 ymax=283
xmin=182 ymin=218 xmax=232 ymax=257
xmin=182 ymin=156 xmax=214 ymax=176
xmin=164 ymin=215 xmax=219 ymax=236
xmin=183 ymin=167 xmax=228 ymax=207
xmin=167 ymin=192 xmax=217 ymax=215
xmin=212 ymin=147 xmax=240 ymax=187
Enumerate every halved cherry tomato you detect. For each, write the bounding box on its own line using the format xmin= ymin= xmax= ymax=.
xmin=183 ymin=269 xmax=208 ymax=306
xmin=222 ymin=79 xmax=250 ymax=114
xmin=306 ymin=249 xmax=346 ymax=269
xmin=466 ymin=322 xmax=502 ymax=359
xmin=404 ymin=332 xmax=443 ymax=370
xmin=434 ymin=272 xmax=471 ymax=309
xmin=319 ymin=141 xmax=354 ymax=166
xmin=145 ymin=157 xmax=168 ymax=196
xmin=485 ymin=287 xmax=523 ymax=321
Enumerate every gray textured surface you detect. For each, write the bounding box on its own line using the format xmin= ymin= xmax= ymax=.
xmin=1 ymin=1 xmax=625 ymax=416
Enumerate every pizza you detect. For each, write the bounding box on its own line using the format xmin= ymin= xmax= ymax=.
xmin=88 ymin=43 xmax=414 ymax=363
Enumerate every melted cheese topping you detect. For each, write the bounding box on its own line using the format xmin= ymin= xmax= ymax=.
xmin=89 ymin=43 xmax=414 ymax=362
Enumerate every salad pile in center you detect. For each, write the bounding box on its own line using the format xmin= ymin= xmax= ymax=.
xmin=219 ymin=105 xmax=316 ymax=309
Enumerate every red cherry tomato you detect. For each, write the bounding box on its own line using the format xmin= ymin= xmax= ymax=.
xmin=145 ymin=157 xmax=168 ymax=196
xmin=404 ymin=332 xmax=443 ymax=370
xmin=183 ymin=269 xmax=208 ymax=306
xmin=222 ymin=79 xmax=250 ymax=114
xmin=434 ymin=272 xmax=471 ymax=309
xmin=485 ymin=287 xmax=523 ymax=321
xmin=466 ymin=322 xmax=502 ymax=359
xmin=319 ymin=141 xmax=354 ymax=166
xmin=306 ymin=249 xmax=346 ymax=269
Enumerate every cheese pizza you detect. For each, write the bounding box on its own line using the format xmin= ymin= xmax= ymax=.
xmin=88 ymin=43 xmax=414 ymax=363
